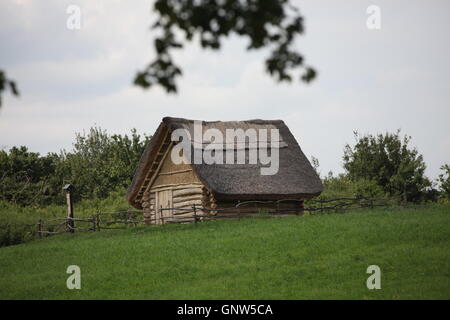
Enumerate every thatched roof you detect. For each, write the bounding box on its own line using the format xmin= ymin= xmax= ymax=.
xmin=127 ymin=117 xmax=323 ymax=208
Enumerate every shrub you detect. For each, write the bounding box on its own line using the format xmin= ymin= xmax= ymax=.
xmin=0 ymin=128 xmax=150 ymax=207
xmin=0 ymin=188 xmax=133 ymax=247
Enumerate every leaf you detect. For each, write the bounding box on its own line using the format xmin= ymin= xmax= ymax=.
xmin=135 ymin=0 xmax=315 ymax=93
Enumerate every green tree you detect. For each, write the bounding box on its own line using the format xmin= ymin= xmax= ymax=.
xmin=343 ymin=130 xmax=431 ymax=202
xmin=60 ymin=127 xmax=150 ymax=201
xmin=135 ymin=0 xmax=315 ymax=93
xmin=0 ymin=128 xmax=150 ymax=206
xmin=0 ymin=147 xmax=59 ymax=206
xmin=438 ymin=164 xmax=450 ymax=199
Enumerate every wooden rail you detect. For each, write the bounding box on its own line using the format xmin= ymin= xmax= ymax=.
xmin=34 ymin=195 xmax=402 ymax=238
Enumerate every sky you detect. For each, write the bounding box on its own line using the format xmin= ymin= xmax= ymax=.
xmin=0 ymin=0 xmax=449 ymax=181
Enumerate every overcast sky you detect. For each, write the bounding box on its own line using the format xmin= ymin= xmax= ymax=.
xmin=0 ymin=0 xmax=449 ymax=181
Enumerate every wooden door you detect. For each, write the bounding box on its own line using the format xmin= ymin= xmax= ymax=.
xmin=155 ymin=189 xmax=173 ymax=224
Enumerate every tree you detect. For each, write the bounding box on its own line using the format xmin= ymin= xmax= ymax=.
xmin=310 ymin=156 xmax=320 ymax=177
xmin=438 ymin=164 xmax=450 ymax=199
xmin=59 ymin=127 xmax=150 ymax=201
xmin=343 ymin=130 xmax=431 ymax=202
xmin=135 ymin=0 xmax=315 ymax=93
xmin=0 ymin=146 xmax=59 ymax=206
xmin=0 ymin=128 xmax=150 ymax=206
xmin=0 ymin=70 xmax=19 ymax=108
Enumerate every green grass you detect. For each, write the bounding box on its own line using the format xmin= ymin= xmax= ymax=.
xmin=0 ymin=204 xmax=449 ymax=299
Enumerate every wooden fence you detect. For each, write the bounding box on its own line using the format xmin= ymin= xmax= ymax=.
xmin=35 ymin=210 xmax=145 ymax=237
xmin=34 ymin=195 xmax=402 ymax=238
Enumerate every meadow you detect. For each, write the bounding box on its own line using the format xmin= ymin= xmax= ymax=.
xmin=0 ymin=204 xmax=449 ymax=299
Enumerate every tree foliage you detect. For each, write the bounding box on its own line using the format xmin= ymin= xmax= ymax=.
xmin=310 ymin=156 xmax=320 ymax=177
xmin=135 ymin=0 xmax=315 ymax=93
xmin=438 ymin=164 xmax=450 ymax=199
xmin=61 ymin=127 xmax=150 ymax=200
xmin=316 ymin=171 xmax=386 ymax=200
xmin=343 ymin=130 xmax=432 ymax=202
xmin=0 ymin=128 xmax=150 ymax=206
xmin=0 ymin=70 xmax=19 ymax=108
xmin=0 ymin=147 xmax=60 ymax=206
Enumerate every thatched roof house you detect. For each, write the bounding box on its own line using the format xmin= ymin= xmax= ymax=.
xmin=127 ymin=117 xmax=322 ymax=224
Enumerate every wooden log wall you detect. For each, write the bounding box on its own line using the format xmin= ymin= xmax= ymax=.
xmin=142 ymin=192 xmax=156 ymax=225
xmin=143 ymin=183 xmax=212 ymax=224
xmin=166 ymin=184 xmax=207 ymax=219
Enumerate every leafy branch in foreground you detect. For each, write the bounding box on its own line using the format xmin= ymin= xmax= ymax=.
xmin=0 ymin=70 xmax=19 ymax=108
xmin=135 ymin=0 xmax=316 ymax=93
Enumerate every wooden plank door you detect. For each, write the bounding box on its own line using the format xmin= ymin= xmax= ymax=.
xmin=156 ymin=189 xmax=173 ymax=224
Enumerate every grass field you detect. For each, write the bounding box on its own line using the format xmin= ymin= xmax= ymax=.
xmin=0 ymin=204 xmax=449 ymax=299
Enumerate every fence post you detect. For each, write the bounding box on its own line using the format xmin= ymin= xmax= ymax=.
xmin=193 ymin=204 xmax=197 ymax=224
xmin=126 ymin=211 xmax=131 ymax=228
xmin=237 ymin=201 xmax=241 ymax=220
xmin=92 ymin=214 xmax=96 ymax=231
xmin=37 ymin=219 xmax=42 ymax=238
xmin=63 ymin=184 xmax=75 ymax=233
xmin=297 ymin=200 xmax=304 ymax=216
xmin=96 ymin=214 xmax=101 ymax=231
xmin=170 ymin=200 xmax=174 ymax=223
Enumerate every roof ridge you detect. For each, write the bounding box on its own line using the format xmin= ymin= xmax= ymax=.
xmin=163 ymin=116 xmax=285 ymax=125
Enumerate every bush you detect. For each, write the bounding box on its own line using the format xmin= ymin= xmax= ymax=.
xmin=0 ymin=128 xmax=150 ymax=207
xmin=318 ymin=172 xmax=386 ymax=200
xmin=0 ymin=188 xmax=132 ymax=247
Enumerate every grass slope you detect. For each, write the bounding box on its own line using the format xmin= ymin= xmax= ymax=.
xmin=0 ymin=205 xmax=449 ymax=299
